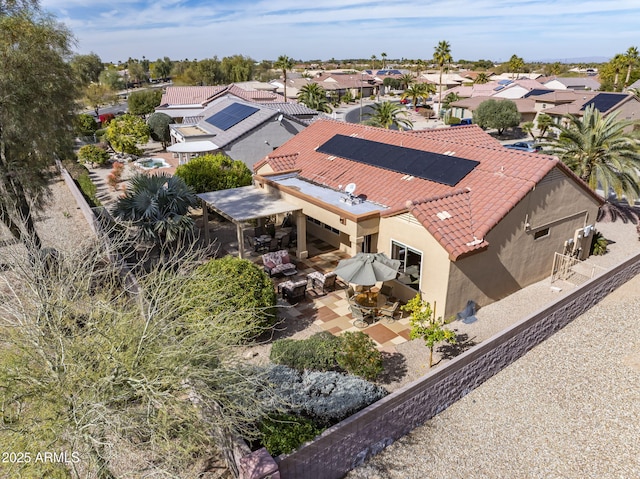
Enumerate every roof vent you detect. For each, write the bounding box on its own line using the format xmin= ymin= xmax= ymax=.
xmin=436 ymin=211 xmax=452 ymax=220
xmin=326 ymin=155 xmax=336 ymax=161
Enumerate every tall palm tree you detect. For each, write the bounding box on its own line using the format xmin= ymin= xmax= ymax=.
xmin=508 ymin=54 xmax=524 ymax=79
xmin=370 ymin=54 xmax=378 ymax=71
xmin=541 ymin=105 xmax=640 ymax=202
xmin=433 ymin=40 xmax=452 ymax=113
xmin=274 ymin=55 xmax=294 ymax=102
xmin=624 ymin=46 xmax=639 ymax=89
xmin=363 ymin=101 xmax=413 ymax=130
xmin=536 ymin=113 xmax=554 ymax=139
xmin=610 ymin=53 xmax=626 ymax=92
xmin=401 ymin=83 xmax=434 ymax=110
xmin=381 ymin=52 xmax=387 ymax=70
xmin=112 ymin=173 xmax=199 ymax=243
xmin=415 ymin=59 xmax=425 ymax=78
xmin=296 ymin=82 xmax=332 ymax=113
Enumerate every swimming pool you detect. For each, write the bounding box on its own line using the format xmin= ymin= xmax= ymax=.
xmin=135 ymin=157 xmax=171 ymax=170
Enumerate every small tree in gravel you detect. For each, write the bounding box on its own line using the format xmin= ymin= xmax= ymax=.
xmin=403 ymin=294 xmax=456 ymax=368
xmin=105 ymin=113 xmax=150 ymax=155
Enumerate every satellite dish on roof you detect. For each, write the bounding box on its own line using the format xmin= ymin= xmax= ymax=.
xmin=276 ymin=113 xmax=283 ymax=122
xmin=345 ymin=183 xmax=357 ymax=195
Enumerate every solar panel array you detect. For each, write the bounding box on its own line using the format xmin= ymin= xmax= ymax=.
xmin=316 ymin=134 xmax=479 ymax=187
xmin=205 ymin=103 xmax=259 ymax=131
xmin=580 ymin=93 xmax=623 ymax=112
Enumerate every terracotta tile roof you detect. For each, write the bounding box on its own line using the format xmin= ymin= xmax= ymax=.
xmin=258 ymin=119 xmax=601 ymax=260
xmin=160 ymin=86 xmax=226 ymax=106
xmin=406 ymin=125 xmax=502 ymax=148
xmin=450 ymin=96 xmax=537 ymax=114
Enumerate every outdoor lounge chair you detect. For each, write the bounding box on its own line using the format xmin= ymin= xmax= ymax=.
xmin=281 ymin=280 xmax=307 ymax=303
xmin=349 ymin=304 xmax=374 ymax=328
xmin=307 ymin=271 xmax=337 ymax=293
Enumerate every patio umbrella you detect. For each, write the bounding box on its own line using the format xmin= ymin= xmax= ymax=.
xmin=333 ymin=252 xmax=401 ymax=287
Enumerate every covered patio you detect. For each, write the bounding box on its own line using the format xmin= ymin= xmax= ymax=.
xmin=198 ymin=186 xmax=307 ymax=259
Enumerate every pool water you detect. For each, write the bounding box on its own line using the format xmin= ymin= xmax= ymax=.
xmin=136 ymin=158 xmax=170 ymax=170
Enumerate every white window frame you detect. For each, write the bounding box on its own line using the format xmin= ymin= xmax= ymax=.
xmin=390 ymin=239 xmax=423 ymax=291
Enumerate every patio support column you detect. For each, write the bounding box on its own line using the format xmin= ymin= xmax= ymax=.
xmin=295 ymin=211 xmax=308 ymax=259
xmin=236 ymin=223 xmax=245 ymax=259
xmin=202 ymin=201 xmax=210 ymax=243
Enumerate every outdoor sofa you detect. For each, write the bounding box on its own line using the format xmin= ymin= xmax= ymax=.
xmin=262 ymin=250 xmax=296 ymax=277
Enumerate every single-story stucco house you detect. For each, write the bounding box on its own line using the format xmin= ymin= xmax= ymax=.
xmin=245 ymin=119 xmax=603 ymax=317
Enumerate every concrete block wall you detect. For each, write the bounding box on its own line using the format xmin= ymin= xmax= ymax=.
xmin=276 ymin=253 xmax=640 ymax=479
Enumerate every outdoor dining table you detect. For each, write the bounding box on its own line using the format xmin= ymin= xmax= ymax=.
xmin=353 ymin=292 xmax=387 ymax=316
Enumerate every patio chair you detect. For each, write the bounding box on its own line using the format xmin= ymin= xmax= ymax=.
xmin=345 ymin=286 xmax=355 ymax=300
xmin=279 ymin=233 xmax=290 ymax=249
xmin=350 ymin=304 xmax=374 ymax=328
xmin=282 ymin=280 xmax=307 ymax=303
xmin=380 ymin=283 xmax=393 ymax=299
xmin=379 ymin=301 xmax=400 ymax=322
xmin=307 ymin=271 xmax=337 ymax=294
xmin=268 ymin=237 xmax=279 ymax=252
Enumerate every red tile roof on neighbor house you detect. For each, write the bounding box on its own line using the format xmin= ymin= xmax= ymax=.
xmin=257 ymin=119 xmax=602 ymax=259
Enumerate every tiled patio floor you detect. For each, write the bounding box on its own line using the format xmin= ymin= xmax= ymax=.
xmin=268 ymin=239 xmax=412 ymax=350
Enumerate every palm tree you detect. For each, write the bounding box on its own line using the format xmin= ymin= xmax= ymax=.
xmin=508 ymin=54 xmax=524 ymax=79
xmin=442 ymin=92 xmax=460 ymax=109
xmin=474 ymin=72 xmax=490 ymax=84
xmin=433 ymin=40 xmax=452 ymax=113
xmin=296 ymin=82 xmax=332 ymax=113
xmin=401 ymin=83 xmax=434 ymax=110
xmin=624 ymin=46 xmax=639 ymax=89
xmin=381 ymin=52 xmax=387 ymax=70
xmin=610 ymin=53 xmax=626 ymax=92
xmin=112 ymin=173 xmax=199 ymax=243
xmin=274 ymin=55 xmax=294 ymax=102
xmin=536 ymin=113 xmax=554 ymax=139
xmin=541 ymin=105 xmax=640 ymax=202
xmin=415 ymin=59 xmax=425 ymax=78
xmin=363 ymin=101 xmax=413 ymax=130
xmin=399 ymin=73 xmax=414 ymax=90
xmin=370 ymin=54 xmax=378 ymax=71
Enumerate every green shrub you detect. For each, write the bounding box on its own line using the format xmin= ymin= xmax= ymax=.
xmin=336 ymin=331 xmax=383 ymax=381
xmin=77 ymin=144 xmax=110 ymax=167
xmin=174 ymin=153 xmax=252 ymax=194
xmin=445 ymin=116 xmax=461 ymax=125
xmin=74 ymin=113 xmax=99 ymax=137
xmin=590 ymin=231 xmax=608 ymax=255
xmin=270 ymin=332 xmax=341 ymax=372
xmin=182 ymin=256 xmax=277 ymax=343
xmin=270 ymin=331 xmax=383 ymax=380
xmin=258 ymin=414 xmax=323 ymax=456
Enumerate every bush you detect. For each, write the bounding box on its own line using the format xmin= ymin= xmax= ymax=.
xmin=74 ymin=113 xmax=99 ymax=137
xmin=182 ymin=256 xmax=277 ymax=343
xmin=62 ymin=160 xmax=101 ymax=207
xmin=265 ymin=366 xmax=388 ymax=426
xmin=99 ymin=113 xmax=115 ymax=126
xmin=445 ymin=116 xmax=461 ymax=125
xmin=336 ymin=331 xmax=383 ymax=381
xmin=590 ymin=231 xmax=608 ymax=255
xmin=270 ymin=332 xmax=341 ymax=372
xmin=270 ymin=331 xmax=383 ymax=380
xmin=174 ymin=153 xmax=252 ymax=194
xmin=258 ymin=414 xmax=323 ymax=456
xmin=77 ymin=144 xmax=110 ymax=167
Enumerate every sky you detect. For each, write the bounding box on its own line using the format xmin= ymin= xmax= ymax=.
xmin=40 ymin=0 xmax=640 ymax=64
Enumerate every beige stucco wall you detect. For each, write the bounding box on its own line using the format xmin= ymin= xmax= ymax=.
xmin=445 ymin=166 xmax=600 ymax=317
xmin=376 ymin=213 xmax=452 ymax=311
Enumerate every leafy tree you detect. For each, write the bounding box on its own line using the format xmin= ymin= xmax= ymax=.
xmin=147 ymin=111 xmax=173 ymax=149
xmin=473 ymin=99 xmax=521 ymax=135
xmin=0 ymin=2 xmax=77 ymax=249
xmin=220 ymin=54 xmax=254 ymax=83
xmin=296 ymin=82 xmax=332 ymax=112
xmin=543 ymin=61 xmax=565 ymax=76
xmin=73 ymin=113 xmax=99 ymax=137
xmin=274 ymin=54 xmax=294 ymax=102
xmin=105 ymin=113 xmax=150 ymax=154
xmin=112 ymin=173 xmax=198 ymax=243
xmin=127 ymin=88 xmax=162 ymax=116
xmin=433 ymin=40 xmax=452 ymax=108
xmin=382 ymin=76 xmax=401 ymax=90
xmin=182 ymin=256 xmax=277 ymax=343
xmin=70 ymin=52 xmax=103 ymax=86
xmin=541 ymin=104 xmax=640 ymax=202
xmin=401 ymin=82 xmax=434 ymax=109
xmin=127 ymin=60 xmax=147 ymax=85
xmin=174 ymin=153 xmax=252 ymax=194
xmin=402 ymin=294 xmax=456 ymax=368
xmin=363 ymin=101 xmax=413 ymax=130
xmin=77 ymin=144 xmax=110 ymax=166
xmin=84 ymin=82 xmax=117 ymax=116
xmin=99 ymin=65 xmax=125 ymax=90
xmin=508 ymin=54 xmax=525 ymax=79
xmin=472 ymin=59 xmax=494 ymax=70
xmin=536 ymin=113 xmax=554 ymax=138
xmin=151 ymin=56 xmax=174 ymax=80
xmin=0 ymin=235 xmax=275 ymax=478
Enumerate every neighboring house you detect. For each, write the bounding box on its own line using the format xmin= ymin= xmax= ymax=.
xmin=252 ymin=120 xmax=602 ymax=317
xmin=167 ymin=97 xmax=313 ymax=169
xmin=541 ymin=92 xmax=640 ymax=127
xmin=492 ymin=79 xmax=551 ymax=99
xmin=449 ymin=96 xmax=537 ymax=123
xmin=543 ymin=76 xmax=601 ymax=91
xmin=156 ymin=84 xmax=287 ymax=121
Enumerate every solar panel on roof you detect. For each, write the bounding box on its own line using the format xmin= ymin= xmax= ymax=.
xmin=524 ymin=89 xmax=552 ymax=98
xmin=580 ymin=93 xmax=624 ymax=113
xmin=316 ymin=134 xmax=479 ymax=187
xmin=205 ymin=103 xmax=259 ymax=131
